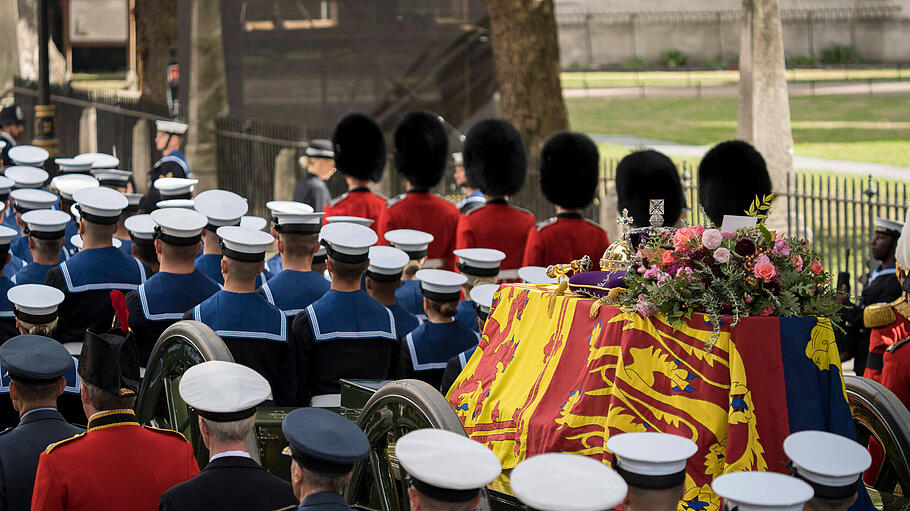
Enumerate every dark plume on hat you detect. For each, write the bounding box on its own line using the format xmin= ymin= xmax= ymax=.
xmin=540 ymin=131 xmax=600 ymax=210
xmin=78 ymin=329 xmax=140 ymax=398
xmin=331 ymin=113 xmax=386 ymax=182
xmin=464 ymin=119 xmax=527 ymax=197
xmin=616 ymin=149 xmax=685 ymax=228
xmin=698 ymin=140 xmax=772 ymax=226
xmin=393 ymin=112 xmax=449 ymax=188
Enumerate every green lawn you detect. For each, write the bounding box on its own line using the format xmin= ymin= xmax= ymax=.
xmin=561 ymin=68 xmax=910 ymax=89
xmin=567 ymin=94 xmax=910 ymax=167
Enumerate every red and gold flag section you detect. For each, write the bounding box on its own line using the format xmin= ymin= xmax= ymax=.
xmin=447 ymin=284 xmax=866 ymax=511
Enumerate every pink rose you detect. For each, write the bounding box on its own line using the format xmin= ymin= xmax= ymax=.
xmin=810 ymin=261 xmax=823 ymax=275
xmin=772 ymin=237 xmax=791 ymax=257
xmin=676 ymin=267 xmax=694 ymax=278
xmin=636 ymin=295 xmax=655 ymax=317
xmin=637 ymin=265 xmax=646 ymax=274
xmin=792 ymin=255 xmax=804 ymax=272
xmin=701 ymin=228 xmax=723 ymax=250
xmin=643 ymin=265 xmax=660 ymax=279
xmin=662 ymin=250 xmax=676 ymax=265
xmin=753 ymin=254 xmax=777 ymax=283
xmin=673 ymin=227 xmax=697 ymax=249
xmin=713 ymin=247 xmax=731 ymax=263
xmin=761 ymin=305 xmax=775 ymax=316
xmin=722 ymin=232 xmax=736 ymax=240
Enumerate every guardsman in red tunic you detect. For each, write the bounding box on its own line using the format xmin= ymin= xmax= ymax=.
xmin=31 ymin=330 xmax=199 ymax=511
xmin=522 ymin=132 xmax=609 ymax=268
xmin=377 ymin=112 xmax=459 ymax=270
xmin=455 ymin=119 xmax=535 ymax=281
xmin=321 ymin=113 xmax=387 ymax=229
xmin=882 ymin=335 xmax=910 ymax=408
xmin=615 ymin=149 xmax=687 ymax=230
xmin=863 ymin=297 xmax=910 ymax=382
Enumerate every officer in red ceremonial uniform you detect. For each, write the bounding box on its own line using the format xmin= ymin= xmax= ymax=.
xmin=522 ymin=132 xmax=609 ymax=268
xmin=881 ymin=335 xmax=910 ymax=408
xmin=455 ymin=119 xmax=535 ymax=280
xmin=377 ymin=112 xmax=460 ymax=270
xmin=321 ymin=113 xmax=387 ymax=228
xmin=31 ymin=330 xmax=199 ymax=510
xmin=863 ymin=297 xmax=910 ymax=382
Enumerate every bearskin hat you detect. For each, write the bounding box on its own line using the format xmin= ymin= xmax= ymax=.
xmin=463 ymin=119 xmax=527 ymax=197
xmin=698 ymin=140 xmax=771 ymax=226
xmin=393 ymin=112 xmax=449 ymax=188
xmin=331 ymin=113 xmax=386 ymax=182
xmin=539 ymin=131 xmax=600 ymax=209
xmin=615 ymin=150 xmax=686 ymax=228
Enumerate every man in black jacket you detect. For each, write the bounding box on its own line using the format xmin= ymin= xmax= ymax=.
xmin=0 ymin=334 xmax=82 ymax=511
xmin=160 ymin=360 xmax=296 ymax=510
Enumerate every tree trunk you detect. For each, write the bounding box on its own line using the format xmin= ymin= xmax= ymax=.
xmin=134 ymin=0 xmax=176 ymax=102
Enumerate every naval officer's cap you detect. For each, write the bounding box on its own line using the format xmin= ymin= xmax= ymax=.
xmin=72 ymin=187 xmax=128 ymax=225
xmin=8 ymin=146 xmax=49 ymax=167
xmin=384 ymin=229 xmax=434 ymax=260
xmin=366 ymin=246 xmax=408 ymax=282
xmin=157 ymin=199 xmax=194 ymax=210
xmin=50 ymin=173 xmax=98 ymax=201
xmin=0 ymin=226 xmax=17 ymax=252
xmin=511 ymin=452 xmax=627 ymax=511
xmin=79 ymin=328 xmax=140 ymax=397
xmin=91 ymin=169 xmax=132 ymax=189
xmin=5 ymin=166 xmax=48 ymax=189
xmin=54 ymin=157 xmax=93 ymax=174
xmin=268 ymin=201 xmax=322 ymax=234
xmin=240 ymin=216 xmax=268 ymax=232
xmin=124 ymin=193 xmax=142 ymax=213
xmin=319 ymin=222 xmax=377 ymax=264
xmin=712 ymin=472 xmax=813 ymax=511
xmin=453 ymin=248 xmax=505 ymax=278
xmin=0 ymin=176 xmax=13 ymax=201
xmin=784 ymin=430 xmax=870 ymax=501
xmin=325 ymin=215 xmax=374 ymax=228
xmin=74 ymin=152 xmax=120 ymax=169
xmin=416 ymin=269 xmax=467 ymax=302
xmin=305 ymin=139 xmax=334 ymax=159
xmin=151 ymin=207 xmax=207 ymax=246
xmin=396 ymin=429 xmax=501 ymax=503
xmin=216 ymin=226 xmax=273 ymax=262
xmin=470 ymin=284 xmax=498 ymax=322
xmin=606 ymin=432 xmax=697 ymax=489
xmin=312 ymin=245 xmax=327 ymax=265
xmin=0 ymin=333 xmax=71 ymax=385
xmin=266 ymin=200 xmax=313 ymax=217
xmin=10 ymin=188 xmax=57 ymax=213
xmin=156 ymin=120 xmax=188 ymax=135
xmin=21 ymin=209 xmax=70 ymax=240
xmin=124 ymin=214 xmax=156 ymax=247
xmin=875 ymin=217 xmax=903 ymax=238
xmin=154 ymin=177 xmax=197 ymax=198
xmin=194 ymin=189 xmax=248 ymax=229
xmin=179 ymin=360 xmax=270 ymax=422
xmin=281 ymin=407 xmax=369 ymax=476
xmin=7 ymin=284 xmax=64 ymax=324
xmin=518 ymin=266 xmax=557 ymax=284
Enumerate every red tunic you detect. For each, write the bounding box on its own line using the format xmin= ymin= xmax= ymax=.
xmin=522 ymin=213 xmax=610 ymax=268
xmin=864 ymin=307 xmax=910 ymax=382
xmin=322 ymin=187 xmax=387 ymax=231
xmin=377 ymin=191 xmax=460 ymax=271
xmin=31 ymin=409 xmax=199 ymax=511
xmin=455 ymin=200 xmax=536 ymax=279
xmin=882 ymin=339 xmax=910 ymax=408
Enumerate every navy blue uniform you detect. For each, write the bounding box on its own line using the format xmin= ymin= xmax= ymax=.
xmin=291 ymin=290 xmax=401 ymax=405
xmin=387 ymin=303 xmax=421 ymax=337
xmin=43 ymin=246 xmax=148 ymax=344
xmin=139 ymin=151 xmax=190 ymax=211
xmin=455 ymin=299 xmax=479 ymax=332
xmin=125 ymin=270 xmax=221 ymax=365
xmin=0 ymin=408 xmax=83 ymax=511
xmin=2 ymin=255 xmax=25 ymax=280
xmin=11 ymin=262 xmax=55 ymax=285
xmin=186 ymin=291 xmax=296 ymax=405
xmin=440 ymin=345 xmax=478 ymax=395
xmin=402 ymin=321 xmax=480 ymax=389
xmin=0 ymin=277 xmax=17 ymax=345
xmin=260 ymin=270 xmax=330 ymax=319
xmin=395 ymin=279 xmax=426 ymax=320
xmin=116 ymin=238 xmax=133 ymax=259
xmin=278 ymin=491 xmax=353 ymax=511
xmin=266 ymin=254 xmax=282 ymax=276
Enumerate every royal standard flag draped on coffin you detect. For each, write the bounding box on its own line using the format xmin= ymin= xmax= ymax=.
xmin=447 ymin=284 xmax=871 ymax=511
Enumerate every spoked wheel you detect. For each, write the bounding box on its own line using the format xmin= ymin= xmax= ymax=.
xmin=845 ymin=375 xmax=910 ymax=510
xmin=134 ymin=320 xmax=254 ymax=468
xmin=345 ymin=379 xmax=471 ymax=511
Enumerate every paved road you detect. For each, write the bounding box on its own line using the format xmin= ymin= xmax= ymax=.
xmin=566 ymin=80 xmax=910 ymax=99
xmin=589 ymin=133 xmax=910 ymax=179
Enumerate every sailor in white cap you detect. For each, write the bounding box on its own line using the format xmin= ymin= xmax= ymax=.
xmin=0 ymin=225 xmax=24 ymax=341
xmin=364 ymin=246 xmax=421 ymax=337
xmin=159 ymin=361 xmax=296 ymax=510
xmin=263 ymin=201 xmax=298 ymax=276
xmin=91 ymin=169 xmax=132 ymax=192
xmin=439 ymin=283 xmax=498 ymax=394
xmin=123 ymin=214 xmax=159 ymax=272
xmin=156 ymin=199 xmax=194 ymax=209
xmin=11 ymin=210 xmax=70 ymax=285
xmin=311 ymin=245 xmax=327 ymax=277
xmin=324 ymin=216 xmax=374 ymax=227
xmin=511 ymin=452 xmax=627 ymax=511
xmin=142 ymin=120 xmax=191 ymax=211
xmin=453 ymin=151 xmax=485 ymax=215
xmin=7 ymin=146 xmax=48 ymax=168
xmin=73 ymin=152 xmax=120 ymax=170
xmin=122 ymin=208 xmax=218 ymax=366
xmin=452 ymin=248 xmax=505 ymax=333
xmin=385 ymin=229 xmax=435 ymax=320
xmin=114 ymin=193 xmax=145 ymax=257
xmin=290 ymin=222 xmax=400 ymax=407
xmin=185 ymin=226 xmax=294 ymax=405
xmin=43 ymin=187 xmax=148 ymax=345
xmin=54 ymin=158 xmax=93 ymax=174
xmin=258 ymin=204 xmax=328 ymax=319
xmin=8 ymin=189 xmax=62 ymax=265
xmin=784 ymin=430 xmax=871 ymax=511
xmin=49 ymin=173 xmax=98 ymax=256
xmin=292 ymin=139 xmax=334 ymax=212
xmin=518 ymin=266 xmax=557 ymax=285
xmin=0 ymin=175 xmax=17 ymax=235
xmin=193 ymin=189 xmax=264 ymax=286
xmin=153 ymin=177 xmax=197 ymax=201
xmin=5 ymin=166 xmax=49 ymax=190
xmin=401 ymin=269 xmax=479 ymax=389
xmin=396 ymin=429 xmax=501 ymax=511
xmin=712 ymin=471 xmax=814 ymax=511
xmin=240 ymin=215 xmax=268 ymax=232
xmin=605 ymin=432 xmax=698 ymax=511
